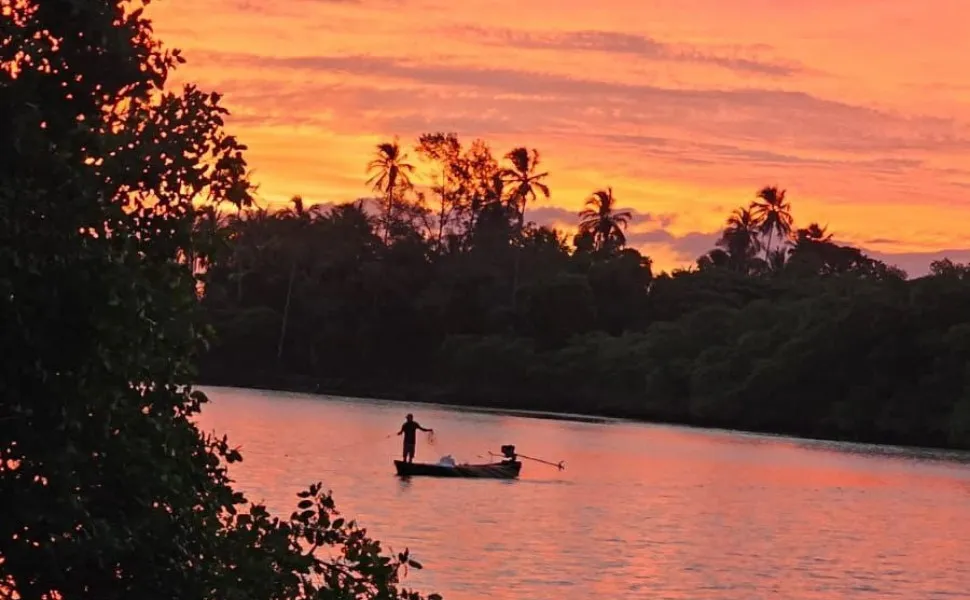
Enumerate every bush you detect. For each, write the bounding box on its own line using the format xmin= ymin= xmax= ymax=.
xmin=0 ymin=2 xmax=436 ymax=598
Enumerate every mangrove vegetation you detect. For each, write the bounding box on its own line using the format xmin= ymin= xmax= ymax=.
xmin=196 ymin=135 xmax=970 ymax=450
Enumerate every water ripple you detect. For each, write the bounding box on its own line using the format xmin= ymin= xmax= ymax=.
xmin=197 ymin=387 xmax=970 ymax=600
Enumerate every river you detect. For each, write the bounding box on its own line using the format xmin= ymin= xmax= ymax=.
xmin=196 ymin=386 xmax=970 ymax=600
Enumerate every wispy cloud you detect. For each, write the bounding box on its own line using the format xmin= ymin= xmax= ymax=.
xmin=195 ymin=51 xmax=970 ymax=157
xmin=456 ymin=27 xmax=805 ymax=77
xmin=625 ymin=229 xmax=721 ymax=262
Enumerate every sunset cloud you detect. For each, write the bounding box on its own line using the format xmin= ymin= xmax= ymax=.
xmin=148 ymin=0 xmax=970 ymax=275
xmin=451 ymin=27 xmax=805 ymax=77
xmin=184 ymin=51 xmax=970 ymax=180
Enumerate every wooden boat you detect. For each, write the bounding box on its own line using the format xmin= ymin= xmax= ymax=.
xmin=394 ymin=459 xmax=522 ymax=479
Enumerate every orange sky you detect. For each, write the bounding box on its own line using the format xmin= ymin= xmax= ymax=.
xmin=148 ymin=0 xmax=970 ymax=275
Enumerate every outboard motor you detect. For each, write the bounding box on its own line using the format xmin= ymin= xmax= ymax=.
xmin=500 ymin=444 xmax=517 ymax=461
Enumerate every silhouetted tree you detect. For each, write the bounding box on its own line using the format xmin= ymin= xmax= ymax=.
xmin=930 ymin=258 xmax=970 ymax=279
xmin=455 ymin=139 xmax=501 ymax=233
xmin=501 ymin=147 xmax=550 ymax=228
xmin=751 ymin=186 xmax=794 ymax=259
xmin=416 ymin=132 xmax=464 ymax=248
xmin=367 ymin=139 xmax=416 ymax=241
xmin=2 ymin=1 xmax=438 ymax=598
xmin=195 ymin=133 xmax=970 ymax=454
xmin=275 ymin=195 xmax=325 ymax=361
xmin=578 ymin=187 xmax=632 ymax=255
xmin=795 ymin=222 xmax=833 ymax=244
xmin=713 ymin=207 xmax=763 ymax=273
xmin=697 ymin=248 xmax=732 ymax=271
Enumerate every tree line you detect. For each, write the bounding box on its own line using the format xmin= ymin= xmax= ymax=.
xmin=197 ymin=134 xmax=970 ymax=450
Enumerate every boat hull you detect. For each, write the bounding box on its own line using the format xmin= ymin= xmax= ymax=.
xmin=394 ymin=460 xmax=522 ymax=479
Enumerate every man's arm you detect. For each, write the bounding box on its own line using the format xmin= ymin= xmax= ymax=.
xmin=418 ymin=423 xmax=433 ymax=432
xmin=396 ymin=425 xmax=404 ymax=435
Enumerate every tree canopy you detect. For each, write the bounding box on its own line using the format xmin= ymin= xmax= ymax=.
xmin=196 ymin=133 xmax=970 ymax=451
xmin=2 ymin=1 xmax=437 ymax=598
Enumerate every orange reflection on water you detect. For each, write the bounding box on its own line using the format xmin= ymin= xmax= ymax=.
xmin=196 ymin=387 xmax=970 ymax=600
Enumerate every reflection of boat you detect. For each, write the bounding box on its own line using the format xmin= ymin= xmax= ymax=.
xmin=393 ymin=459 xmax=522 ymax=479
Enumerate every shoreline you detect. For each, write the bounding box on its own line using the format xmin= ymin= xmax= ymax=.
xmin=196 ymin=376 xmax=970 ymax=458
xmin=201 ymin=383 xmax=625 ymax=425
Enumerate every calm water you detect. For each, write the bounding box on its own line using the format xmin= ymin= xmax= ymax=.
xmin=196 ymin=386 xmax=970 ymax=600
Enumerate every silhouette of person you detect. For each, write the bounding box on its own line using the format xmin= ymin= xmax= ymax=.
xmin=397 ymin=413 xmax=432 ymax=463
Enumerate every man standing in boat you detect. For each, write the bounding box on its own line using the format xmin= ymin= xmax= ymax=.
xmin=397 ymin=413 xmax=433 ymax=463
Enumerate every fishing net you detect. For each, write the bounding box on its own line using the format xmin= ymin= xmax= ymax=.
xmin=426 ymin=430 xmax=436 ymax=445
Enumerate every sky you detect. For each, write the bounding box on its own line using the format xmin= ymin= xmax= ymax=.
xmin=148 ymin=0 xmax=970 ymax=275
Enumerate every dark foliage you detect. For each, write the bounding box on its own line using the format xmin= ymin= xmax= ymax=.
xmin=2 ymin=1 xmax=437 ymax=598
xmin=198 ymin=139 xmax=970 ymax=450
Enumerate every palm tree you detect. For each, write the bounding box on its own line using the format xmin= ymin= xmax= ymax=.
xmin=716 ymin=207 xmax=762 ymax=271
xmin=501 ymin=147 xmax=549 ymax=228
xmin=794 ymin=222 xmax=832 ymax=244
xmin=750 ymin=186 xmax=793 ymax=259
xmin=226 ymin=205 xmax=272 ymax=303
xmin=276 ymin=195 xmax=315 ymax=362
xmin=187 ymin=203 xmax=230 ymax=275
xmin=786 ymin=222 xmax=835 ymax=275
xmin=789 ymin=222 xmax=834 ymax=259
xmin=366 ymin=140 xmax=415 ymax=241
xmin=280 ymin=194 xmax=329 ymax=222
xmin=578 ymin=187 xmax=632 ymax=254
